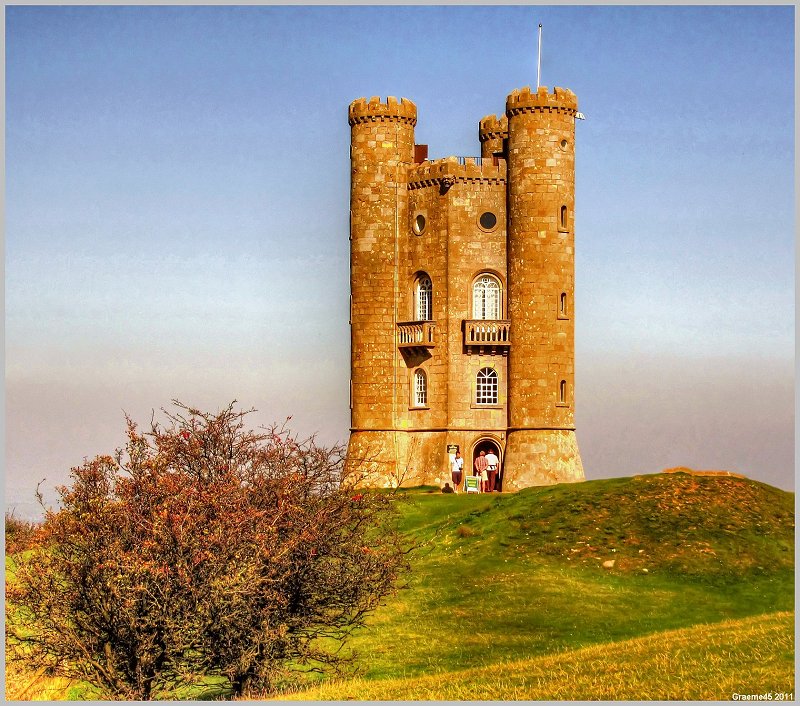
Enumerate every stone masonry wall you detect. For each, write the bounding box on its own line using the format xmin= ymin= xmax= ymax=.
xmin=405 ymin=158 xmax=507 ymax=482
xmin=503 ymin=86 xmax=584 ymax=487
xmin=347 ymin=97 xmax=416 ymax=481
xmin=400 ymin=169 xmax=449 ymax=435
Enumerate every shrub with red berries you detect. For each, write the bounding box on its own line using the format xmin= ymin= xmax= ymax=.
xmin=6 ymin=402 xmax=408 ymax=699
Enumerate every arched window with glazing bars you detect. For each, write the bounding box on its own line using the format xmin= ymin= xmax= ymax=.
xmin=472 ymin=275 xmax=502 ymax=320
xmin=476 ymin=367 xmax=498 ymax=405
xmin=416 ymin=275 xmax=432 ymax=321
xmin=413 ymin=369 xmax=427 ymax=407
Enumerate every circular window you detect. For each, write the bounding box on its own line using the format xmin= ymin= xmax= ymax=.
xmin=479 ymin=211 xmax=498 ymax=231
xmin=413 ymin=213 xmax=426 ymax=235
xmin=560 ymin=139 xmax=569 ymax=150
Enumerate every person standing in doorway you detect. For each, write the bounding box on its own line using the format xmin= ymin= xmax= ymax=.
xmin=450 ymin=451 xmax=464 ymax=492
xmin=485 ymin=449 xmax=499 ymax=492
xmin=474 ymin=450 xmax=488 ymax=493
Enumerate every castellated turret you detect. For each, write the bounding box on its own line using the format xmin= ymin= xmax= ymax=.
xmin=503 ymin=86 xmax=584 ymax=488
xmin=346 ymin=87 xmax=584 ymax=490
xmin=478 ymin=114 xmax=508 ymax=159
xmin=347 ymin=97 xmax=417 ymax=486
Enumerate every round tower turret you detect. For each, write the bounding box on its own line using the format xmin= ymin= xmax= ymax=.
xmin=502 ymin=86 xmax=584 ymax=489
xmin=346 ymin=96 xmax=416 ymax=485
xmin=478 ymin=114 xmax=508 ymax=159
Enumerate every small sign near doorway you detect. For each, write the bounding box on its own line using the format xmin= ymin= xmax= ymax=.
xmin=464 ymin=476 xmax=481 ymax=493
xmin=446 ymin=444 xmax=459 ymax=454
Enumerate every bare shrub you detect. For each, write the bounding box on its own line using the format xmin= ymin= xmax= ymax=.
xmin=6 ymin=401 xmax=409 ymax=699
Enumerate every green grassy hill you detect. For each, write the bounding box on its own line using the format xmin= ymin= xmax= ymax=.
xmin=7 ymin=472 xmax=795 ymax=700
xmin=278 ymin=472 xmax=794 ymax=699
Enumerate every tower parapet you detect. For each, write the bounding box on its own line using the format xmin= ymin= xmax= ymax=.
xmin=348 ymin=96 xmax=417 ymax=126
xmin=506 ymin=86 xmax=577 ymax=115
xmin=408 ymin=156 xmax=506 ymax=190
xmin=478 ymin=114 xmax=508 ymax=158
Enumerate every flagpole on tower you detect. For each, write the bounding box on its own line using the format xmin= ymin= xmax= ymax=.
xmin=536 ymin=23 xmax=542 ymax=89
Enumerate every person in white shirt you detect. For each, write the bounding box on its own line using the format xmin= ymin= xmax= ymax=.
xmin=485 ymin=450 xmax=499 ymax=492
xmin=450 ymin=451 xmax=464 ymax=492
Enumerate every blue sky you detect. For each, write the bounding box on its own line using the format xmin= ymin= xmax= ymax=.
xmin=5 ymin=5 xmax=795 ymax=518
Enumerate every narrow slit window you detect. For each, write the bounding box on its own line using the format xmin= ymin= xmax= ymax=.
xmin=560 ymin=292 xmax=567 ymax=316
xmin=414 ymin=369 xmax=427 ymax=407
xmin=560 ymin=205 xmax=568 ymax=230
xmin=559 ymin=379 xmax=567 ymax=404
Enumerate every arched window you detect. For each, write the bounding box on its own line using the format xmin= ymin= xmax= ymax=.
xmin=472 ymin=275 xmax=502 ymax=320
xmin=559 ymin=379 xmax=567 ymax=404
xmin=413 ymin=369 xmax=427 ymax=407
xmin=416 ymin=276 xmax=432 ymax=321
xmin=560 ymin=205 xmax=568 ymax=230
xmin=476 ymin=367 xmax=498 ymax=405
xmin=560 ymin=292 xmax=567 ymax=317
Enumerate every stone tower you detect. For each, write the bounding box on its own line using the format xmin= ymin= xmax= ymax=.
xmin=503 ymin=87 xmax=584 ymax=489
xmin=347 ymin=97 xmax=418 ymax=486
xmin=346 ymin=86 xmax=584 ymax=490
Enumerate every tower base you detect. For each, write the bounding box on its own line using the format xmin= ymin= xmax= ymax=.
xmin=345 ymin=430 xmax=446 ymax=489
xmin=502 ymin=429 xmax=584 ymax=490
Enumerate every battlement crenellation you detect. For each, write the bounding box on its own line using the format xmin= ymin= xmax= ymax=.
xmin=349 ymin=96 xmax=418 ymax=126
xmin=506 ymin=86 xmax=578 ymax=116
xmin=408 ymin=156 xmax=506 ymax=189
xmin=478 ymin=115 xmax=509 ymax=142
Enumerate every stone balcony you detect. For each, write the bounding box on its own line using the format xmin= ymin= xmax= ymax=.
xmin=463 ymin=319 xmax=511 ymax=354
xmin=397 ymin=320 xmax=436 ymax=349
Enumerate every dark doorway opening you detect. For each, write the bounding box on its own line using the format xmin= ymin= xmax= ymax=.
xmin=471 ymin=440 xmax=503 ymax=492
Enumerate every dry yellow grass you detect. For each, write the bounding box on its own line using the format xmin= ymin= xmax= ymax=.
xmin=5 ymin=662 xmax=81 ymax=701
xmin=276 ymin=611 xmax=794 ymax=701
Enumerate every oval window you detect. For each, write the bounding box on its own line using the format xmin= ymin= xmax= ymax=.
xmin=413 ymin=213 xmax=426 ymax=235
xmin=479 ymin=211 xmax=497 ymax=231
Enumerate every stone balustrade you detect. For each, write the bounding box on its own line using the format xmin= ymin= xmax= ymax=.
xmin=463 ymin=319 xmax=511 ymax=349
xmin=397 ymin=320 xmax=436 ymax=348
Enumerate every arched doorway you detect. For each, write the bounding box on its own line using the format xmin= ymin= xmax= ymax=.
xmin=471 ymin=438 xmax=503 ymax=492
